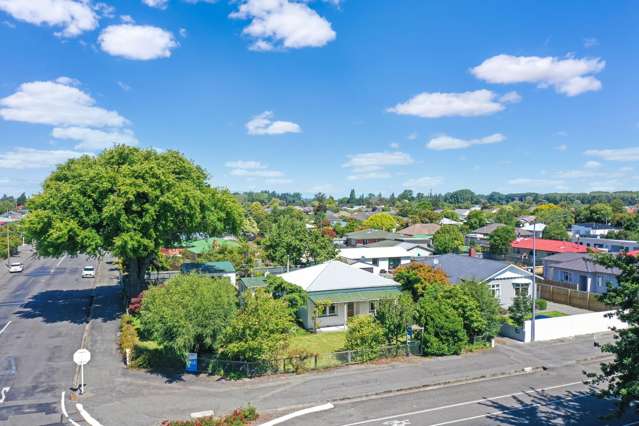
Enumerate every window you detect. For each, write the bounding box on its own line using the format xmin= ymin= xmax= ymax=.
xmin=513 ymin=283 xmax=529 ymax=297
xmin=562 ymin=271 xmax=571 ymax=282
xmin=488 ymin=282 xmax=501 ymax=299
xmin=372 ymin=258 xmax=379 ymax=266
xmin=369 ymin=301 xmax=377 ymax=315
xmin=319 ymin=304 xmax=337 ymax=317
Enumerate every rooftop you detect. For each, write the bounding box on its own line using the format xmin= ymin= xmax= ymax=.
xmin=345 ymin=229 xmax=403 ymax=240
xmin=339 ymin=245 xmax=414 ymax=260
xmin=418 ymin=254 xmax=529 ymax=283
xmin=573 ymin=223 xmax=618 ymax=230
xmin=544 ymin=253 xmax=621 ymax=275
xmin=399 ymin=223 xmax=441 ymax=236
xmin=181 ymin=261 xmax=236 ymax=274
xmin=472 ymin=223 xmax=506 ymax=235
xmin=279 ymin=260 xmax=399 ymax=292
xmin=511 ymin=238 xmax=589 ymax=253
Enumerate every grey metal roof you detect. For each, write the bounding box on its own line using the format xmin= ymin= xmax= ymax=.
xmin=545 ymin=254 xmax=621 ymax=275
xmin=418 ymin=254 xmax=523 ymax=283
xmin=472 ymin=223 xmax=506 ymax=235
xmin=543 ymin=252 xmax=589 ymax=264
xmin=345 ymin=229 xmax=403 ymax=240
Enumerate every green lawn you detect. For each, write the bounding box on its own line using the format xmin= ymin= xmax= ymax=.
xmin=526 ymin=310 xmax=567 ymax=320
xmin=289 ymin=329 xmax=346 ymax=354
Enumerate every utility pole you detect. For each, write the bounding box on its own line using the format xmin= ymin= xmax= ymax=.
xmin=530 ymin=221 xmax=537 ymax=342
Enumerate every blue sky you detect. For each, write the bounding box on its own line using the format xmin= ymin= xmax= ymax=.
xmin=0 ymin=0 xmax=638 ymax=197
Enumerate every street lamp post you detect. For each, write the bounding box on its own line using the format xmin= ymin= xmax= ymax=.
xmin=531 ymin=222 xmax=537 ymax=342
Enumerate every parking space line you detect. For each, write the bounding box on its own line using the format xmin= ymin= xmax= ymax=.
xmin=0 ymin=321 xmax=11 ymax=336
xmin=340 ymin=381 xmax=585 ymax=426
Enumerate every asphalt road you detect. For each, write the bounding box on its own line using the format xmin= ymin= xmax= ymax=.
xmin=293 ymin=363 xmax=639 ymax=426
xmin=0 ymin=248 xmax=98 ymax=426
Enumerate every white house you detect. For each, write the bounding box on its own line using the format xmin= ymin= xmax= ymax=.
xmin=419 ymin=254 xmax=534 ymax=308
xmin=571 ymin=223 xmax=618 ymax=238
xmin=571 ymin=236 xmax=639 ymax=253
xmin=338 ymin=245 xmax=419 ymax=272
xmin=278 ymin=261 xmax=402 ymax=331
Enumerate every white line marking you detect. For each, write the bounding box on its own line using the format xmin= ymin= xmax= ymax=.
xmin=339 ymin=381 xmax=585 ymax=426
xmin=426 ymin=394 xmax=589 ymax=426
xmin=623 ymin=422 xmax=639 ymax=426
xmin=76 ymin=403 xmax=104 ymax=426
xmin=60 ymin=392 xmax=81 ymax=426
xmin=0 ymin=321 xmax=11 ymax=336
xmin=261 ymin=403 xmax=334 ymax=426
xmin=191 ymin=410 xmax=215 ymax=418
xmin=51 ymin=255 xmax=66 ymax=273
xmin=0 ymin=387 xmax=9 ymax=403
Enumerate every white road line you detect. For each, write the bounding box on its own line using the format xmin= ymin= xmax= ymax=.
xmin=339 ymin=381 xmax=585 ymax=426
xmin=427 ymin=394 xmax=589 ymax=426
xmin=51 ymin=255 xmax=67 ymax=273
xmin=261 ymin=403 xmax=334 ymax=426
xmin=0 ymin=321 xmax=11 ymax=336
xmin=60 ymin=392 xmax=81 ymax=426
xmin=76 ymin=403 xmax=104 ymax=426
xmin=623 ymin=422 xmax=639 ymax=426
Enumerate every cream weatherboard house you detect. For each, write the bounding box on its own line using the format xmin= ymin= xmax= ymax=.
xmin=278 ymin=260 xmax=401 ymax=331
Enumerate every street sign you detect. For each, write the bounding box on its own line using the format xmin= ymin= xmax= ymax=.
xmin=73 ymin=349 xmax=91 ymax=395
xmin=73 ymin=349 xmax=91 ymax=366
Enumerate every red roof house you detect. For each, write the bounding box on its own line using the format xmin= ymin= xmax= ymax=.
xmin=511 ymin=238 xmax=589 ymax=254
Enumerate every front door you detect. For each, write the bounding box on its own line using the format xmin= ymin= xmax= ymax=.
xmin=579 ymin=275 xmax=588 ymax=292
xmin=347 ymin=302 xmax=355 ymax=318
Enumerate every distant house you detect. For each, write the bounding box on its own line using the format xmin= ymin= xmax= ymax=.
xmin=351 ymin=211 xmax=376 ymax=222
xmin=510 ymin=238 xmax=588 ymax=264
xmin=439 ymin=217 xmax=463 ymax=226
xmin=339 ymin=245 xmax=420 ymax=272
xmin=399 ymin=223 xmax=441 ymax=239
xmin=344 ymin=229 xmax=404 ymax=247
xmin=418 ymin=254 xmax=534 ymax=308
xmin=465 ymin=223 xmax=506 ymax=248
xmin=517 ymin=223 xmax=546 ymax=239
xmin=325 ymin=211 xmax=347 ymax=227
xmin=278 ymin=260 xmax=402 ymax=331
xmin=181 ymin=261 xmax=237 ymax=286
xmin=365 ymin=239 xmax=433 ymax=258
xmin=571 ymin=223 xmax=618 ymax=238
xmin=572 ymin=236 xmax=639 ymax=253
xmin=543 ymin=253 xmax=620 ymax=293
xmin=454 ymin=209 xmax=472 ymax=220
xmin=517 ymin=215 xmax=536 ymax=226
xmin=184 ymin=237 xmax=240 ymax=255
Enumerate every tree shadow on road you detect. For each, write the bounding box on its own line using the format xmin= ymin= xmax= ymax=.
xmin=15 ymin=284 xmax=122 ymax=324
xmin=480 ymin=386 xmax=634 ymax=425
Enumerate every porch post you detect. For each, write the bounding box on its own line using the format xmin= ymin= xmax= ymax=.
xmin=344 ymin=303 xmax=348 ymax=328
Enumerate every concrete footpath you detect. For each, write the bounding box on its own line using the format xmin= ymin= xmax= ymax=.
xmin=75 ymin=272 xmax=616 ymax=426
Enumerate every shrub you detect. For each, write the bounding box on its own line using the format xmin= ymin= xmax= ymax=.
xmin=344 ymin=315 xmax=385 ymax=362
xmin=415 ymin=286 xmax=468 ymax=356
xmin=119 ymin=314 xmax=138 ymax=354
xmin=161 ymin=405 xmax=258 ymax=426
xmin=509 ymin=295 xmax=533 ymax=328
xmin=535 ymin=298 xmax=548 ymax=311
xmin=286 ymin=348 xmax=315 ymax=373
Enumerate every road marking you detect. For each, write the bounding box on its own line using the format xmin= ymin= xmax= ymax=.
xmin=191 ymin=410 xmax=215 ymax=418
xmin=0 ymin=387 xmax=9 ymax=403
xmin=261 ymin=403 xmax=334 ymax=426
xmin=623 ymin=422 xmax=639 ymax=426
xmin=76 ymin=403 xmax=104 ymax=426
xmin=0 ymin=321 xmax=11 ymax=336
xmin=60 ymin=392 xmax=81 ymax=426
xmin=339 ymin=381 xmax=585 ymax=426
xmin=426 ymin=394 xmax=589 ymax=426
xmin=51 ymin=255 xmax=66 ymax=273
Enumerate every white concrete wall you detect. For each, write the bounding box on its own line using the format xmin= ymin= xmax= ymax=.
xmin=502 ymin=310 xmax=627 ymax=343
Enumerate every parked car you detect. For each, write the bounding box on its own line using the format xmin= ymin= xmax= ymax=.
xmin=8 ymin=262 xmax=23 ymax=273
xmin=82 ymin=265 xmax=95 ymax=278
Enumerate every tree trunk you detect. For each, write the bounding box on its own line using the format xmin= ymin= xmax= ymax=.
xmin=125 ymin=255 xmax=154 ymax=299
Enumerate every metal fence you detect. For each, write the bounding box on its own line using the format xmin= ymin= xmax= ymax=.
xmin=198 ymin=341 xmax=422 ymax=377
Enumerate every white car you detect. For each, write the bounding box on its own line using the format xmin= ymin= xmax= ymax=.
xmin=8 ymin=262 xmax=23 ymax=273
xmin=82 ymin=265 xmax=95 ymax=278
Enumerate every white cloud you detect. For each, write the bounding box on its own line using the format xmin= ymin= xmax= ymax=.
xmin=584 ymin=160 xmax=601 ymax=169
xmin=0 ymin=147 xmax=87 ymax=169
xmin=499 ymin=91 xmax=522 ymax=103
xmin=117 ymin=81 xmax=131 ymax=91
xmin=120 ymin=14 xmax=134 ymax=24
xmin=389 ymin=142 xmax=400 ymax=149
xmin=584 ymin=37 xmax=599 ymax=48
xmin=230 ymin=0 xmax=336 ymax=50
xmin=266 ymin=178 xmax=292 ymax=185
xmin=508 ymin=178 xmax=565 ymax=188
xmin=555 ymin=143 xmax=568 ymax=151
xmin=224 ymin=160 xmax=266 ymax=169
xmin=246 ymin=111 xmax=301 ymax=135
xmin=407 ymin=132 xmax=418 ymax=140
xmin=426 ymin=133 xmax=505 ymax=151
xmin=403 ymin=176 xmax=443 ymax=188
xmin=555 ymin=130 xmax=568 ymax=137
xmin=0 ymin=0 xmax=98 ymax=37
xmin=99 ymin=24 xmax=178 ymax=60
xmin=0 ymin=78 xmax=127 ymax=128
xmin=142 ymin=0 xmax=168 ymax=8
xmin=387 ymin=89 xmax=508 ymax=118
xmin=179 ymin=27 xmax=187 ymax=38
xmin=471 ymin=54 xmax=605 ymax=96
xmin=343 ymin=151 xmax=413 ymax=180
xmin=52 ymin=127 xmax=139 ymax=150
xmin=585 ymin=147 xmax=639 ymax=161
xmin=230 ymin=168 xmax=284 ymax=177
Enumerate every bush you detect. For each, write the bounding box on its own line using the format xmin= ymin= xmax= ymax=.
xmin=286 ymin=348 xmax=316 ymax=373
xmin=119 ymin=314 xmax=139 ymax=354
xmin=415 ymin=286 xmax=468 ymax=356
xmin=161 ymin=405 xmax=258 ymax=426
xmin=535 ymin=298 xmax=548 ymax=311
xmin=344 ymin=315 xmax=385 ymax=362
xmin=509 ymin=295 xmax=533 ymax=328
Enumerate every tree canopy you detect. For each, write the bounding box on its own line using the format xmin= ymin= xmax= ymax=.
xmin=265 ymin=275 xmax=308 ymax=318
xmin=432 ymin=225 xmax=464 ymax=254
xmin=394 ymin=262 xmax=450 ymax=300
xmin=489 ymin=226 xmax=516 ymax=255
xmin=361 ymin=212 xmax=399 ymax=231
xmin=23 ymin=146 xmax=244 ymax=297
xmin=542 ymin=221 xmax=569 ymax=241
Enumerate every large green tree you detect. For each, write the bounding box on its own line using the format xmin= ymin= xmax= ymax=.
xmin=139 ymin=274 xmax=238 ymax=360
xmin=374 ymin=294 xmax=415 ymax=346
xmin=432 ymin=225 xmax=464 ymax=254
xmin=489 ymin=226 xmax=516 ymax=255
xmin=542 ymin=221 xmax=569 ymax=241
xmin=466 ymin=210 xmax=487 ymax=231
xmin=23 ymin=146 xmax=244 ymax=297
xmin=344 ymin=315 xmax=386 ymax=361
xmin=361 ymin=212 xmax=398 ymax=231
xmin=262 ymin=213 xmax=336 ymax=266
xmin=589 ymin=254 xmax=639 ymax=416
xmin=459 ymin=280 xmax=502 ymax=340
xmin=415 ymin=285 xmax=467 ymax=356
xmin=394 ymin=262 xmax=450 ymax=301
xmin=265 ymin=275 xmax=308 ymax=318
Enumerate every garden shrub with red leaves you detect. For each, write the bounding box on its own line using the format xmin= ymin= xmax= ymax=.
xmin=161 ymin=405 xmax=258 ymax=426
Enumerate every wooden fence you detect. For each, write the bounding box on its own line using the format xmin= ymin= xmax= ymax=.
xmin=537 ymin=282 xmax=610 ymax=312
